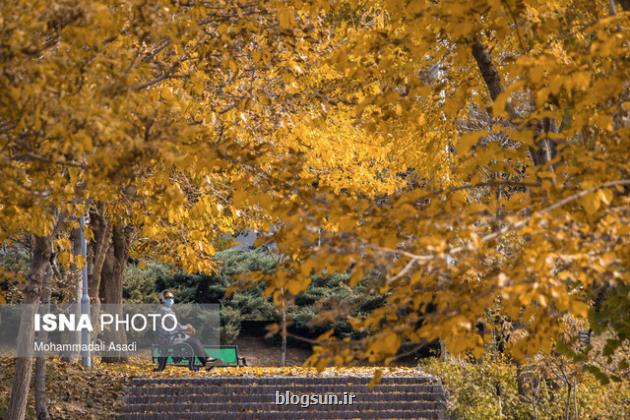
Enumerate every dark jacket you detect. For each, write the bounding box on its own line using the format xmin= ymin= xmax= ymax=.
xmin=155 ymin=305 xmax=188 ymax=346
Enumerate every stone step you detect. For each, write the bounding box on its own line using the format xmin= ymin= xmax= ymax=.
xmin=124 ymin=400 xmax=447 ymax=413
xmin=126 ymin=392 xmax=443 ymax=404
xmin=130 ymin=376 xmax=436 ymax=386
xmin=122 ymin=409 xmax=448 ymax=420
xmin=123 ymin=376 xmax=450 ymax=419
xmin=128 ymin=384 xmax=445 ymax=396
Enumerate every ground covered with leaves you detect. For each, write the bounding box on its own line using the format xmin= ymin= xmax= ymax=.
xmin=1 ymin=355 xmax=628 ymax=419
xmin=0 ymin=356 xmax=428 ymax=419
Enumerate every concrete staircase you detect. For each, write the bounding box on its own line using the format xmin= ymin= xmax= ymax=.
xmin=122 ymin=376 xmax=449 ymax=419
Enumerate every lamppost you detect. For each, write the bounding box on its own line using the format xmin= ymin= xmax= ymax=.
xmin=79 ymin=214 xmax=91 ymax=367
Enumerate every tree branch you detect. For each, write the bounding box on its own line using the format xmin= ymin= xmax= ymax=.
xmin=385 ymin=179 xmax=630 ymax=284
xmin=471 ymin=38 xmax=504 ymax=101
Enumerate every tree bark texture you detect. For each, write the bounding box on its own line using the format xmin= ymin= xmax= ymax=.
xmin=88 ymin=209 xmax=112 ymax=339
xmin=8 ymin=234 xmax=52 ymax=420
xmin=471 ymin=37 xmax=557 ymax=167
xmin=281 ymin=297 xmax=287 ymax=367
xmin=100 ymin=225 xmax=131 ymax=363
xmin=471 ymin=38 xmax=504 ymax=101
xmin=61 ymin=228 xmax=82 ymax=363
xmin=88 ymin=209 xmax=112 ymax=302
xmin=35 ymin=256 xmax=53 ymax=420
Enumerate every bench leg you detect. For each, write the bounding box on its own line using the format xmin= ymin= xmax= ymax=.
xmin=188 ymin=357 xmax=199 ymax=371
xmin=153 ymin=357 xmax=167 ymax=372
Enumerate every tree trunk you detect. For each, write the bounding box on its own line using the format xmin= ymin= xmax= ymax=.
xmin=439 ymin=339 xmax=448 ymax=361
xmin=529 ymin=118 xmax=559 ymax=166
xmin=621 ymin=0 xmax=630 ymax=12
xmin=88 ymin=209 xmax=112 ymax=340
xmin=281 ymin=295 xmax=287 ymax=367
xmin=470 ymin=39 xmax=558 ymax=398
xmin=573 ymin=376 xmax=578 ymax=420
xmin=88 ymin=210 xmax=112 ymax=301
xmin=472 ymin=38 xmax=550 ymax=398
xmin=35 ymin=255 xmax=53 ymax=420
xmin=8 ymin=234 xmax=52 ymax=420
xmin=564 ymin=380 xmax=572 ymax=420
xmin=471 ymin=37 xmax=558 ymax=166
xmin=61 ymin=228 xmax=82 ymax=363
xmin=471 ymin=38 xmax=503 ymax=101
xmin=100 ymin=225 xmax=131 ymax=363
xmin=516 ymin=360 xmax=527 ymax=397
xmin=609 ymin=0 xmax=618 ymax=15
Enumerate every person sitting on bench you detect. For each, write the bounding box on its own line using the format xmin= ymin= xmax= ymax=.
xmin=155 ymin=289 xmax=216 ymax=370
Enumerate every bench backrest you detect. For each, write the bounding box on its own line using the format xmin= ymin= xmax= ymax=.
xmin=203 ymin=345 xmax=239 ymax=364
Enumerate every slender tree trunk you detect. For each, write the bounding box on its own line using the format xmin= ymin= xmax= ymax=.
xmin=516 ymin=361 xmax=528 ymax=397
xmin=100 ymin=225 xmax=131 ymax=363
xmin=471 ymin=38 xmax=503 ymax=101
xmin=35 ymin=255 xmax=53 ymax=420
xmin=471 ymin=38 xmax=559 ymax=399
xmin=439 ymin=339 xmax=448 ymax=361
xmin=88 ymin=209 xmax=112 ymax=340
xmin=573 ymin=376 xmax=578 ymax=420
xmin=564 ymin=380 xmax=572 ymax=420
xmin=8 ymin=234 xmax=52 ymax=420
xmin=61 ymin=228 xmax=82 ymax=363
xmin=609 ymin=0 xmax=618 ymax=15
xmin=471 ymin=37 xmax=559 ymax=167
xmin=496 ymin=383 xmax=503 ymax=418
xmin=88 ymin=210 xmax=112 ymax=299
xmin=621 ymin=0 xmax=630 ymax=12
xmin=281 ymin=292 xmax=287 ymax=367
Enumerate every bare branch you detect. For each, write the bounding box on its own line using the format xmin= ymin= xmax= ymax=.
xmin=385 ymin=179 xmax=630 ymax=284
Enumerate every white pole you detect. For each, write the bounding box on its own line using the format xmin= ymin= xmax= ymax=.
xmin=79 ymin=214 xmax=91 ymax=367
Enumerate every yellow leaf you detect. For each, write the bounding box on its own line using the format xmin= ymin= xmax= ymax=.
xmin=75 ymin=255 xmax=85 ymax=269
xmin=528 ymin=66 xmax=546 ymax=83
xmin=505 ymin=129 xmax=535 ymax=146
xmin=571 ymin=300 xmax=589 ymax=318
xmin=580 ymin=192 xmax=600 ymax=215
xmin=597 ymin=188 xmax=613 ymax=205
xmin=277 ymin=6 xmax=295 ymax=30
xmin=369 ymin=332 xmax=400 ymax=356
xmin=456 ymin=130 xmax=487 ymax=154
xmin=571 ymin=71 xmax=591 ymax=91
xmin=492 ymin=91 xmax=509 ymax=118
xmin=286 ymin=278 xmax=306 ymax=295
xmin=368 ymin=369 xmax=382 ymax=388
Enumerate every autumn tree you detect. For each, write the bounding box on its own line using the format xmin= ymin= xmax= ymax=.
xmin=1 ymin=0 xmax=628 ymax=418
xmin=1 ymin=0 xmax=318 ymax=417
xmin=236 ymin=0 xmax=630 ymax=379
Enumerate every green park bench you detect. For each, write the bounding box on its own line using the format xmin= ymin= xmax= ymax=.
xmin=152 ymin=344 xmax=247 ymax=371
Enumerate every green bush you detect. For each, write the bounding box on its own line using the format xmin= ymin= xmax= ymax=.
xmin=123 ymin=260 xmax=172 ymax=304
xmin=219 ymin=305 xmax=242 ymax=344
xmin=0 ymin=244 xmax=30 ymax=303
xmin=123 ymin=249 xmax=278 ymax=342
xmin=420 ymin=357 xmax=630 ymax=419
xmin=123 ymin=248 xmax=385 ymax=343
